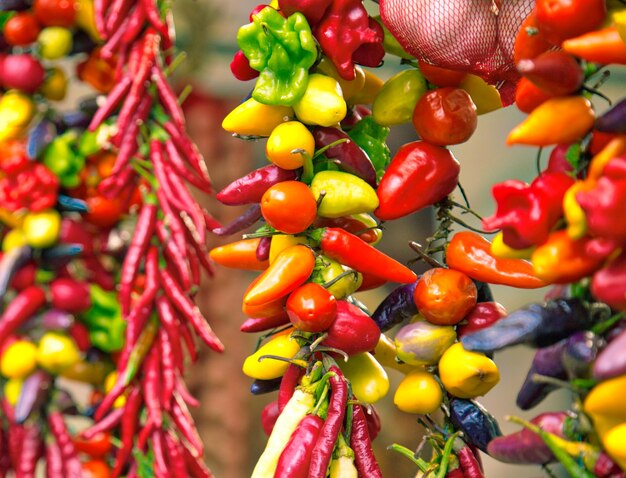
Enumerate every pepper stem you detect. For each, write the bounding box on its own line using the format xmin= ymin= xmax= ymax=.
xmin=409 ymin=241 xmax=444 ymax=269
xmin=322 ymin=269 xmax=360 ymax=289
xmin=387 ymin=444 xmax=430 ymax=472
xmin=294 ymin=148 xmax=315 ymax=184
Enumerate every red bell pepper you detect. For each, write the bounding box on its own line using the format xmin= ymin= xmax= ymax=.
xmin=375 ymin=141 xmax=460 ymax=221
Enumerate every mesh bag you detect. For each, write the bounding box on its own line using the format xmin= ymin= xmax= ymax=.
xmin=380 ymin=0 xmax=534 ymax=100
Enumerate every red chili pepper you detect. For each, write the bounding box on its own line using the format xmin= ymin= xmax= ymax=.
xmin=350 ymin=404 xmax=383 ymax=478
xmin=142 ymin=344 xmax=163 ymax=428
xmin=152 ymin=66 xmax=185 ymax=129
xmin=375 ymin=141 xmax=460 ymax=221
xmin=157 ymin=223 xmax=192 ymax=293
xmin=94 ymin=0 xmax=108 ymax=36
xmin=121 ymin=2 xmax=146 ymax=43
xmin=0 ymin=285 xmax=46 ymax=346
xmin=159 ymin=267 xmax=224 ymax=352
xmin=155 ymin=295 xmax=184 ymax=372
xmin=230 ymin=49 xmax=260 ymax=81
xmin=16 ymin=422 xmax=42 ymax=478
xmin=240 ymin=313 xmax=290 ymax=333
xmin=312 ymin=227 xmax=417 ymax=284
xmin=322 ymin=300 xmax=381 ymax=355
xmin=164 ymin=432 xmax=188 ymax=476
xmin=142 ymin=0 xmax=169 ymax=37
xmin=45 ymin=437 xmax=64 ymax=478
xmin=182 ymin=444 xmax=213 ymax=478
xmin=155 ymin=187 xmax=188 ymax=260
xmin=454 ymin=440 xmax=485 ymax=478
xmin=48 ymin=411 xmax=83 ymax=478
xmin=278 ymin=364 xmax=305 ymax=412
xmin=175 ymin=377 xmax=200 ymax=408
xmin=170 ymin=395 xmax=204 ymax=457
xmin=88 ymin=73 xmax=131 ymax=130
xmin=158 ymin=328 xmax=177 ymax=410
xmin=111 ymin=387 xmax=142 ymax=478
xmin=105 ymin=0 xmax=133 ymax=34
xmin=73 ymin=432 xmax=112 ymax=459
xmin=163 ymin=139 xmax=213 ymax=194
xmin=111 ymin=95 xmax=153 ymax=175
xmin=309 ymin=366 xmax=348 ymax=477
xmin=161 ymin=121 xmax=211 ymax=182
xmin=80 ymin=409 xmax=124 ymax=441
xmin=275 ymin=414 xmax=325 ymax=477
xmin=152 ymin=430 xmax=169 ymax=478
xmin=119 ymin=202 xmax=157 ymax=316
xmin=101 ymin=16 xmax=129 ymax=58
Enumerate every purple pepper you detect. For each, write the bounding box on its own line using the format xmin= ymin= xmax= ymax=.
xmin=15 ymin=371 xmax=52 ymax=424
xmin=595 ymin=97 xmax=626 ymax=133
xmin=594 ymin=326 xmax=626 ymax=380
xmin=449 ymin=398 xmax=502 ymax=452
xmin=255 ymin=236 xmax=271 ymax=262
xmin=314 ymin=127 xmax=378 ymax=187
xmin=371 ymin=281 xmax=418 ymax=331
xmin=212 ymin=204 xmax=262 ymax=236
xmin=516 ymin=340 xmax=568 ymax=410
xmin=216 ymin=165 xmax=297 ymax=206
xmin=561 ymin=330 xmax=604 ymax=380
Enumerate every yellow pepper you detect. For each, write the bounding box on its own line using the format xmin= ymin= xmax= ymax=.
xmin=490 ymin=231 xmax=534 ymax=259
xmin=222 ymin=98 xmax=294 ymax=137
xmin=348 ymin=69 xmax=384 ymax=106
xmin=268 ymin=235 xmax=310 ymax=264
xmin=584 ymin=374 xmax=626 ymax=421
xmin=0 ymin=340 xmax=38 ymax=379
xmin=2 ymin=228 xmax=28 ymax=252
xmin=0 ymin=91 xmax=36 ymax=141
xmin=266 ymin=121 xmax=314 ymax=170
xmin=40 ymin=67 xmax=68 ymax=102
xmin=4 ymin=378 xmax=23 ymax=406
xmin=36 ymin=332 xmax=81 ymax=375
xmin=602 ymin=423 xmax=626 ymax=471
xmin=315 ymin=58 xmax=366 ymax=103
xmin=372 ymin=334 xmax=416 ymax=374
xmin=372 ymin=69 xmax=427 ymax=126
xmin=459 ymin=74 xmax=502 ymax=115
xmin=507 ymin=96 xmax=595 ymax=146
xmin=315 ymin=256 xmax=362 ymax=299
xmin=394 ymin=369 xmax=443 ymax=414
xmin=76 ymin=0 xmax=102 ymax=41
xmin=293 ymin=74 xmax=347 ymax=127
xmin=338 ymin=352 xmax=389 ymax=403
xmin=310 ymin=170 xmax=379 ymax=218
xmin=242 ymin=333 xmax=300 ymax=380
xmin=61 ymin=360 xmax=112 ymax=385
xmin=22 ymin=209 xmax=62 ymax=249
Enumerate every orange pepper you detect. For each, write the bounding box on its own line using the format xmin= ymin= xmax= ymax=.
xmin=241 ymin=274 xmax=288 ymax=318
xmin=209 ymin=238 xmax=269 ymax=271
xmin=531 ymin=230 xmax=606 ymax=284
xmin=507 ymin=96 xmax=595 ymax=146
xmin=446 ymin=231 xmax=547 ymax=289
xmin=243 ymin=245 xmax=315 ymax=306
xmin=562 ymin=27 xmax=626 ymax=65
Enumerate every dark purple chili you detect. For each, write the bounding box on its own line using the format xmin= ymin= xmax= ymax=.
xmin=309 ymin=366 xmax=348 ymax=477
xmin=313 ymin=127 xmax=377 ymax=187
xmin=212 ymin=204 xmax=263 ymax=236
xmin=250 ymin=377 xmax=283 ymax=395
xmin=256 ymin=236 xmax=272 ymax=262
xmin=350 ymin=404 xmax=383 ymax=478
xmin=449 ymin=399 xmax=501 ymax=453
xmin=216 ymin=164 xmax=298 ymax=206
xmin=371 ymin=281 xmax=418 ymax=331
xmin=517 ymin=340 xmax=568 ymax=410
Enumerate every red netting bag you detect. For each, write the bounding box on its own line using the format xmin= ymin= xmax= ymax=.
xmin=380 ymin=0 xmax=534 ymax=102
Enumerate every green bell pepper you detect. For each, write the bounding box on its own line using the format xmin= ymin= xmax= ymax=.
xmin=81 ymin=285 xmax=126 ymax=353
xmin=42 ymin=131 xmax=85 ymax=188
xmin=238 ymin=6 xmax=318 ymax=106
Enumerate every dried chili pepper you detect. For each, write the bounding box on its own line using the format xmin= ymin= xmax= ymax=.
xmin=350 ymin=404 xmax=383 ymax=478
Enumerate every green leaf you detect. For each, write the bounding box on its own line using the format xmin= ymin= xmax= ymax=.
xmin=347 ymin=116 xmax=391 ymax=177
xmin=565 ymin=143 xmax=582 ymax=170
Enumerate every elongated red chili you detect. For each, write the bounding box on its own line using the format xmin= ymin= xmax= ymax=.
xmin=105 ymin=0 xmax=133 ymax=34
xmin=170 ymin=395 xmax=204 ymax=457
xmin=164 ymin=139 xmax=212 ymax=193
xmin=278 ymin=364 xmax=305 ymax=412
xmin=178 ymin=315 xmax=198 ymax=362
xmin=275 ymin=414 xmax=324 ymax=478
xmin=111 ymin=95 xmax=153 ymax=175
xmin=155 ymin=295 xmax=184 ymax=372
xmin=162 ymin=121 xmax=211 ymax=182
xmin=157 ymin=223 xmax=192 ymax=292
xmin=159 ymin=267 xmax=224 ymax=352
xmin=152 ymin=65 xmax=185 ymax=128
xmin=0 ymin=285 xmax=46 ymax=346
xmin=454 ymin=441 xmax=485 ymax=478
xmin=112 ymin=387 xmax=143 ymax=478
xmin=309 ymin=366 xmax=348 ymax=477
xmin=45 ymin=437 xmax=64 ymax=478
xmin=80 ymin=408 xmax=124 ymax=440
xmin=16 ymin=422 xmax=42 ymax=478
xmin=313 ymin=227 xmax=417 ymax=284
xmin=94 ymin=0 xmax=108 ymax=36
xmin=120 ymin=202 xmax=157 ymax=315
xmin=101 ymin=16 xmax=128 ymax=58
xmin=164 ymin=432 xmax=188 ymax=476
xmin=152 ymin=430 xmax=169 ymax=478
xmin=182 ymin=444 xmax=213 ymax=478
xmin=240 ymin=313 xmax=290 ymax=333
xmin=88 ymin=75 xmax=132 ymax=131
xmin=137 ymin=419 xmax=156 ymax=452
xmin=142 ymin=0 xmax=169 ymax=36
xmin=159 ymin=328 xmax=177 ymax=409
xmin=142 ymin=344 xmax=163 ymax=427
xmin=350 ymin=404 xmax=383 ymax=478
xmin=48 ymin=411 xmax=82 ymax=478
xmin=122 ymin=3 xmax=146 ymax=43
xmin=176 ymin=377 xmax=200 ymax=408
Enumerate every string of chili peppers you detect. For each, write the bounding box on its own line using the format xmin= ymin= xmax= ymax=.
xmin=215 ymin=0 xmax=626 ymax=477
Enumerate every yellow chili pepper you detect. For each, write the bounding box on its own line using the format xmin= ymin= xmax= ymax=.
xmin=0 ymin=340 xmax=38 ymax=379
xmin=293 ymin=74 xmax=347 ymax=127
xmin=338 ymin=352 xmax=389 ymax=403
xmin=242 ymin=333 xmax=300 ymax=380
xmin=507 ymin=96 xmax=595 ymax=146
xmin=22 ymin=209 xmax=62 ymax=249
xmin=583 ymin=374 xmax=626 ymax=421
xmin=459 ymin=74 xmax=502 ymax=115
xmin=491 ymin=231 xmax=534 ymax=259
xmin=310 ymin=170 xmax=379 ymax=218
xmin=222 ymin=98 xmax=294 ymax=137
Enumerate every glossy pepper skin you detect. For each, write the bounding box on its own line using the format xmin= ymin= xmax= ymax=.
xmin=591 ymin=252 xmax=626 ymax=313
xmin=216 ymin=165 xmax=298 ymax=206
xmin=516 ymin=340 xmax=567 ymax=410
xmin=375 ymin=141 xmax=460 ymax=221
xmin=313 ymin=127 xmax=377 ymax=187
xmin=483 ymin=171 xmax=575 ymax=249
xmin=446 ymin=231 xmax=547 ymax=289
xmin=371 ymin=281 xmax=418 ymax=331
xmin=347 ymin=116 xmax=390 ymax=180
xmin=310 ymin=171 xmax=379 ymax=218
xmin=275 ymin=414 xmax=324 ymax=477
xmin=516 ymin=51 xmax=583 ymax=97
xmin=243 ymin=244 xmax=315 ymax=306
xmin=312 ymin=227 xmax=416 ymax=284
xmin=461 ymin=298 xmax=593 ymax=353
xmin=238 ymin=7 xmax=318 ymax=106
xmin=449 ymin=399 xmax=502 ymax=453
xmin=315 ymin=0 xmax=384 ymax=81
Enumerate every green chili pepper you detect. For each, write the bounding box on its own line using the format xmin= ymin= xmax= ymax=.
xmin=372 ymin=69 xmax=427 ymax=126
xmin=310 ymin=170 xmax=379 ymax=218
xmin=347 ymin=116 xmax=390 ymax=180
xmin=81 ymin=285 xmax=126 ymax=352
xmin=238 ymin=7 xmax=318 ymax=106
xmin=42 ymin=131 xmax=85 ymax=188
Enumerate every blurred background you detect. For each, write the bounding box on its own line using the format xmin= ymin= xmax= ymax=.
xmin=152 ymin=1 xmax=626 ymax=477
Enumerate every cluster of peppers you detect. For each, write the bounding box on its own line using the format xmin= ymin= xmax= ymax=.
xmin=212 ymin=0 xmax=626 ymax=477
xmin=0 ymin=0 xmax=228 ymax=476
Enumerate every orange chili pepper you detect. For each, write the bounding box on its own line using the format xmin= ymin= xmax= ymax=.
xmin=562 ymin=27 xmax=626 ymax=65
xmin=243 ymin=245 xmax=315 ymax=306
xmin=446 ymin=231 xmax=547 ymax=289
xmin=531 ymin=230 xmax=606 ymax=284
xmin=242 ymin=274 xmax=288 ymax=318
xmin=209 ymin=238 xmax=269 ymax=271
xmin=507 ymin=96 xmax=595 ymax=146
xmin=515 ymin=77 xmax=553 ymax=114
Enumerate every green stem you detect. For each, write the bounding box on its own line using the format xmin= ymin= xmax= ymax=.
xmin=434 ymin=432 xmax=460 ymax=478
xmin=388 ymin=444 xmax=430 ymax=472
